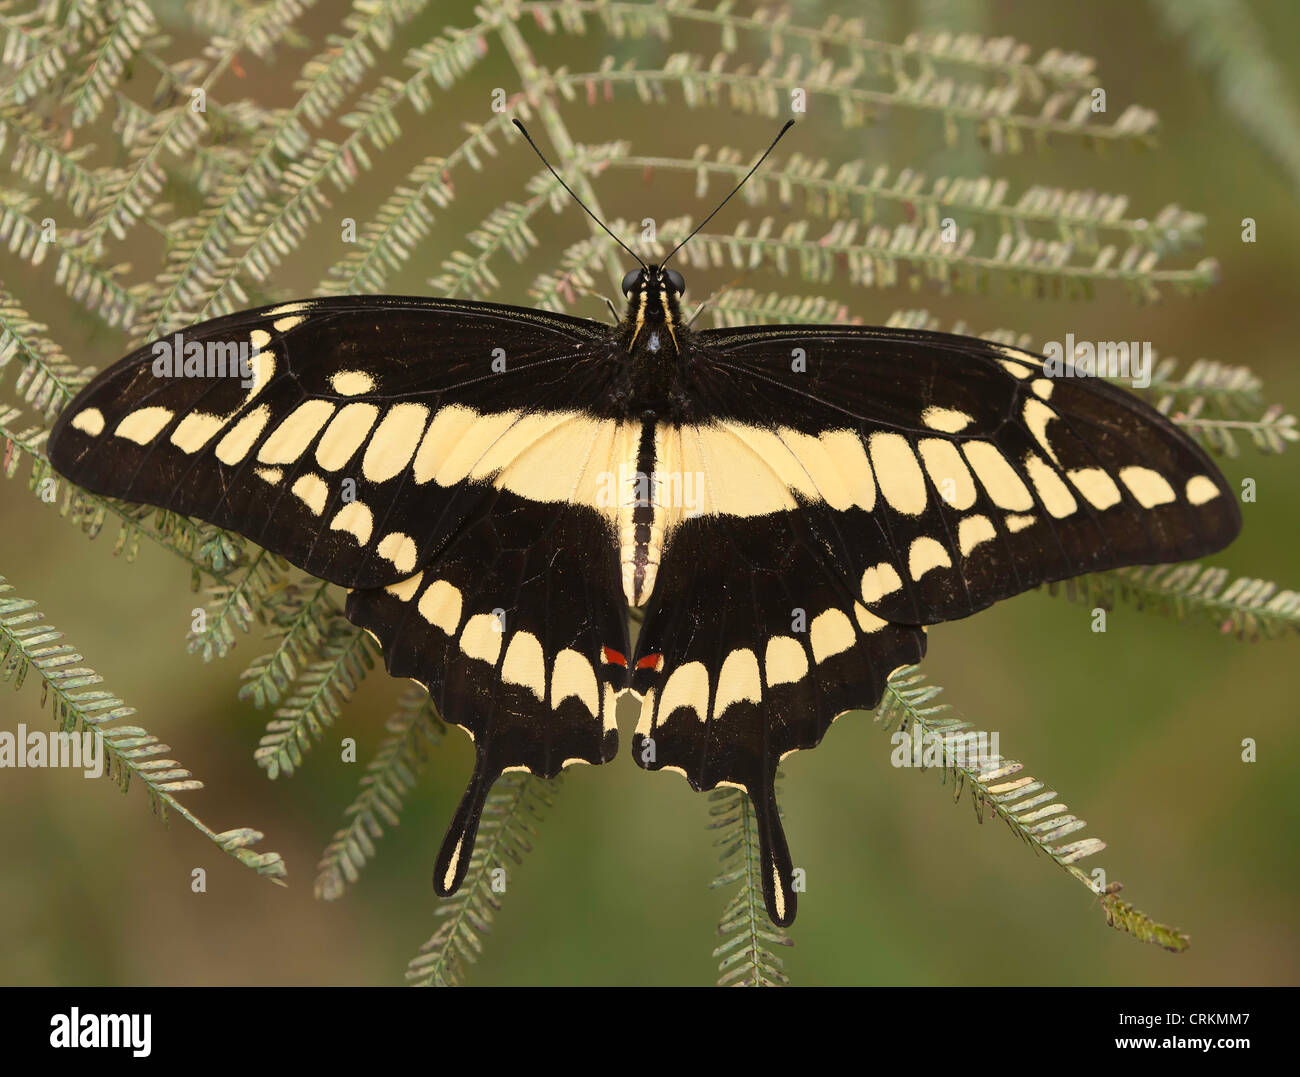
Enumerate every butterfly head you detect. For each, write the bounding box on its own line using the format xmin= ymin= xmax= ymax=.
xmin=622 ymin=264 xmax=685 ymax=356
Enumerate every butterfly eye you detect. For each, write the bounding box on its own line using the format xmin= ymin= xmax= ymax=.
xmin=664 ymin=268 xmax=686 ymax=295
xmin=621 ymin=269 xmax=643 ymax=297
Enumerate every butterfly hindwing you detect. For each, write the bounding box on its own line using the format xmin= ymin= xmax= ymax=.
xmin=631 ymin=511 xmax=927 ymax=926
xmin=345 ymin=497 xmax=628 ymax=896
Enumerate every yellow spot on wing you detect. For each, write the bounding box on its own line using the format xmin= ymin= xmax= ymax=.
xmin=329 ymin=500 xmax=373 ymax=544
xmin=1024 ymin=452 xmax=1078 ymax=518
xmin=330 ymin=370 xmax=376 ymax=396
xmin=316 ymin=402 xmax=379 ymax=471
xmin=1185 ymin=475 xmax=1220 ymax=506
xmin=376 ymin=531 xmax=417 ymax=573
xmin=870 ymin=432 xmax=928 ymax=515
xmin=908 ymin=536 xmax=952 ymax=580
xmin=1022 ymin=398 xmax=1061 ymax=465
xmin=362 ymin=403 xmax=429 ymax=483
xmin=435 ymin=409 xmax=521 ymax=485
xmin=418 ymin=579 xmax=462 ymax=635
xmin=114 ymin=406 xmax=173 ymax=445
xmin=502 ymin=631 xmax=546 ymax=701
xmin=1119 ymin=466 xmax=1176 ymax=508
xmin=551 ymin=649 xmax=599 ymax=715
xmin=215 ymin=405 xmax=270 ymax=465
xmin=291 ymin=473 xmax=329 ymax=515
xmin=71 ymin=408 xmax=104 ymax=436
xmin=764 ymin=636 xmax=808 ymax=686
xmin=714 ymin=649 xmax=762 ymax=717
xmin=861 ymin=562 xmax=903 ymax=604
xmin=659 ymin=661 xmax=710 ymax=723
xmin=810 ymin=608 xmax=855 ymax=663
xmin=459 ymin=613 xmax=503 ymax=666
xmin=267 ymin=301 xmax=310 ymax=317
xmin=384 ymin=571 xmax=424 ymax=602
xmin=963 ymin=441 xmax=1033 ymax=511
xmin=1068 ymin=467 xmax=1122 ymax=510
xmin=170 ymin=412 xmax=225 ymax=454
xmin=957 ymin=514 xmax=996 ymax=556
xmin=918 ymin=438 xmax=976 ymax=509
xmin=258 ymin=400 xmax=335 ymax=464
xmin=921 ymin=406 xmax=973 ymax=433
xmin=1005 ymin=513 xmax=1035 ymax=533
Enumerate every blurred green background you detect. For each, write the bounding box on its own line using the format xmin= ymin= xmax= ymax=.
xmin=1 ymin=0 xmax=1297 ymax=985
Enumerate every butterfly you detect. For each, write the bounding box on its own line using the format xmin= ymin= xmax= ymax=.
xmin=47 ymin=120 xmax=1240 ymax=926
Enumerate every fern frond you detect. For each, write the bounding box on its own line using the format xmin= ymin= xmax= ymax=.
xmin=0 ymin=104 xmax=113 ymax=217
xmin=1168 ymin=401 xmax=1297 ymax=457
xmin=614 ymin=154 xmax=1205 ymax=255
xmin=1050 ymin=564 xmax=1300 ymax=640
xmin=0 ymin=407 xmax=243 ymax=577
xmin=0 ymin=9 xmax=53 ymax=73
xmin=876 ymin=665 xmax=1188 ymax=950
xmin=707 ymin=287 xmax=862 ymax=327
xmin=315 ymin=683 xmax=445 ymax=900
xmin=526 ymin=2 xmax=1098 ymax=95
xmin=527 ymin=231 xmax=611 ymax=313
xmin=662 ymin=218 xmax=1217 ymax=301
xmin=239 ymin=578 xmax=338 ymax=708
xmin=201 ymin=0 xmax=313 ymax=66
xmin=187 ymin=547 xmax=289 ymax=663
xmin=1140 ymin=356 xmax=1264 ymax=417
xmin=292 ymin=0 xmax=434 ymax=127
xmin=405 ymin=773 xmax=560 ymax=986
xmin=76 ymin=95 xmax=210 ymax=258
xmin=319 ymin=117 xmax=508 ymax=294
xmin=63 ymin=0 xmax=157 ymax=128
xmin=0 ymin=576 xmax=287 ymax=884
xmin=254 ymin=616 xmax=376 ymax=779
xmin=0 ymin=189 xmax=141 ymax=327
xmin=146 ymin=12 xmax=490 ymax=335
xmin=430 ymin=143 xmax=628 ymax=297
xmin=0 ymin=285 xmax=88 ymax=417
xmin=555 ymin=51 xmax=1157 ymax=150
xmin=708 ymin=787 xmax=792 ymax=986
xmin=5 ymin=33 xmax=67 ymax=107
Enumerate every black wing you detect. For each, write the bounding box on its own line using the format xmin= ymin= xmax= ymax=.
xmin=49 ymin=295 xmax=630 ymax=894
xmin=631 ymin=324 xmax=1240 ymax=925
xmin=50 ymin=296 xmax=615 ymax=588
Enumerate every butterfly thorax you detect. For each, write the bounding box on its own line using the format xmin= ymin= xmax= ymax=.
xmin=605 ymin=265 xmax=698 ymax=420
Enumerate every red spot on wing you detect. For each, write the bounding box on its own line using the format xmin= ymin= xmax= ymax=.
xmin=602 ymin=647 xmax=628 ymax=667
xmin=636 ymin=653 xmax=663 ymax=671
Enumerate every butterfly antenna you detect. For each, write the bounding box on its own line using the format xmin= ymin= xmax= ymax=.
xmin=662 ymin=119 xmax=795 ymax=269
xmin=513 ymin=119 xmax=646 ymax=270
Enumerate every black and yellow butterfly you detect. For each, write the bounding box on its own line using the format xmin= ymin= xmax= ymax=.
xmin=47 ymin=122 xmax=1239 ymax=926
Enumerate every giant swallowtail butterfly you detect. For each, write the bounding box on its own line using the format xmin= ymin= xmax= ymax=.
xmin=48 ymin=121 xmax=1240 ymax=926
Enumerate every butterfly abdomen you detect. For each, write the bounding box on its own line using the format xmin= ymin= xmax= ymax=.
xmin=618 ymin=418 xmax=664 ymax=606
